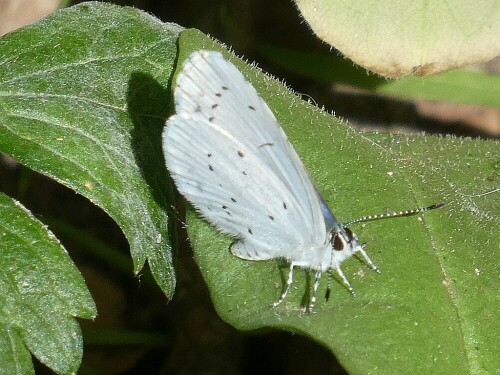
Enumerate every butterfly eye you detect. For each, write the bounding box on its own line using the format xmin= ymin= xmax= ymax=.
xmin=332 ymin=232 xmax=345 ymax=251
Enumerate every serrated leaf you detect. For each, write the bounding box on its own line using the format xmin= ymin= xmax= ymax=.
xmin=294 ymin=0 xmax=500 ymax=77
xmin=0 ymin=2 xmax=182 ymax=298
xmin=0 ymin=193 xmax=96 ymax=374
xmin=176 ymin=29 xmax=499 ymax=374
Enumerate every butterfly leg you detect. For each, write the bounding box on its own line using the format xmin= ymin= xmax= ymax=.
xmin=273 ymin=262 xmax=295 ymax=308
xmin=357 ymin=247 xmax=381 ymax=273
xmin=335 ymin=267 xmax=356 ymax=297
xmin=325 ymin=271 xmax=332 ymax=301
xmin=309 ymin=270 xmax=322 ymax=312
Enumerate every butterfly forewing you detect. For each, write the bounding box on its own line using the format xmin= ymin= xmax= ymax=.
xmin=174 ymin=52 xmax=324 ymax=235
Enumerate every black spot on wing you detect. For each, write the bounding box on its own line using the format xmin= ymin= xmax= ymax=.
xmin=231 ymin=197 xmax=236 ymax=202
xmin=259 ymin=142 xmax=274 ymax=148
xmin=248 ymin=105 xmax=255 ymax=111
xmin=190 ymin=181 xmax=204 ymax=192
xmin=222 ymin=205 xmax=231 ymax=215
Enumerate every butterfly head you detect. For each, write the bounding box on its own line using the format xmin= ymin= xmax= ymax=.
xmin=324 ymin=224 xmax=378 ymax=299
xmin=331 ymin=226 xmax=364 ymax=255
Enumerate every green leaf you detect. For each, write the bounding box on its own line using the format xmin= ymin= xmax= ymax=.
xmin=257 ymin=45 xmax=500 ymax=108
xmin=294 ymin=0 xmax=500 ymax=77
xmin=376 ymin=70 xmax=500 ymax=108
xmin=177 ymin=29 xmax=499 ymax=374
xmin=0 ymin=2 xmax=182 ymax=298
xmin=0 ymin=193 xmax=96 ymax=374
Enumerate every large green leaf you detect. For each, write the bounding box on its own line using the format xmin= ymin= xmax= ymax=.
xmin=0 ymin=193 xmax=96 ymax=374
xmin=0 ymin=2 xmax=182 ymax=298
xmin=177 ymin=29 xmax=499 ymax=374
xmin=294 ymin=0 xmax=500 ymax=77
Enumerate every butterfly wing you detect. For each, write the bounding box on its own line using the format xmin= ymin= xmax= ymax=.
xmin=163 ymin=51 xmax=330 ymax=263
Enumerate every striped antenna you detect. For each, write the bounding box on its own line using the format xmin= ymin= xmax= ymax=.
xmin=345 ymin=203 xmax=444 ymax=227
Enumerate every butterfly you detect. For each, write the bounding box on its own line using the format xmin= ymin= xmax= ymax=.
xmin=162 ymin=50 xmax=442 ymax=311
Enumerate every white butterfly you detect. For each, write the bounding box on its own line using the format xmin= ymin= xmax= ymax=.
xmin=163 ymin=50 xmax=441 ymax=311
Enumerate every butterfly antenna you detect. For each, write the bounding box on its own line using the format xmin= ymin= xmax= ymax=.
xmin=345 ymin=203 xmax=444 ymax=227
